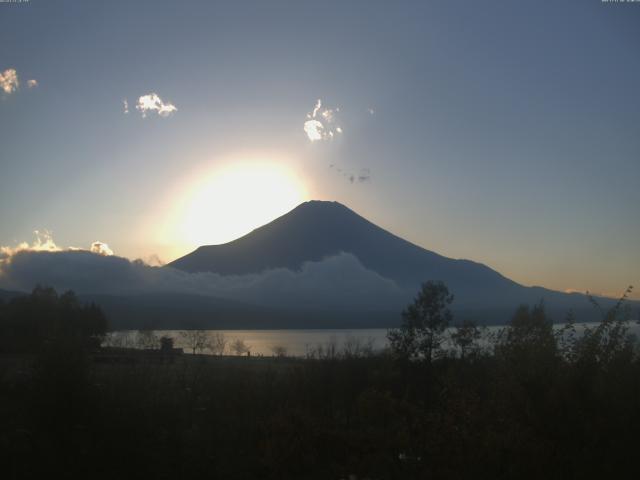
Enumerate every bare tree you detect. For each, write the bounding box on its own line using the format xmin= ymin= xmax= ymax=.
xmin=180 ymin=330 xmax=211 ymax=355
xmin=209 ymin=332 xmax=227 ymax=356
xmin=270 ymin=344 xmax=288 ymax=358
xmin=230 ymin=338 xmax=250 ymax=356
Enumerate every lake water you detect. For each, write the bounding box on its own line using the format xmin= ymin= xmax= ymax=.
xmin=108 ymin=328 xmax=390 ymax=357
xmin=108 ymin=322 xmax=640 ymax=357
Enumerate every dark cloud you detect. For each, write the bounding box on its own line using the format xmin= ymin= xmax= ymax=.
xmin=330 ymin=165 xmax=371 ymax=185
xmin=0 ymin=250 xmax=406 ymax=310
xmin=357 ymin=168 xmax=371 ymax=183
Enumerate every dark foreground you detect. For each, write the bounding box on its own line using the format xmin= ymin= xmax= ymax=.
xmin=1 ymin=341 xmax=640 ymax=480
xmin=1 ymin=286 xmax=639 ymax=479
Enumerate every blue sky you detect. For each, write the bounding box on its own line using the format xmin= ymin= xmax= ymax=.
xmin=0 ymin=0 xmax=638 ymax=298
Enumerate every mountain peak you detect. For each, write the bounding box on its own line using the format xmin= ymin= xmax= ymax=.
xmin=168 ymin=200 xmax=514 ymax=297
xmin=298 ymin=199 xmax=347 ymax=207
xmin=290 ymin=200 xmax=354 ymax=215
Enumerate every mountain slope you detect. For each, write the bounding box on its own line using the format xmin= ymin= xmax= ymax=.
xmin=169 ymin=200 xmax=601 ymax=313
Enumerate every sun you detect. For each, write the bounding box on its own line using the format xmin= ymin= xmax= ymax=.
xmin=176 ymin=162 xmax=307 ymax=247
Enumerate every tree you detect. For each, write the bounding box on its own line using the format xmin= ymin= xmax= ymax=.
xmin=270 ymin=344 xmax=288 ymax=358
xmin=160 ymin=335 xmax=175 ymax=353
xmin=342 ymin=335 xmax=375 ymax=358
xmin=387 ymin=281 xmax=454 ymax=362
xmin=574 ymin=285 xmax=635 ymax=367
xmin=180 ymin=330 xmax=211 ymax=355
xmin=231 ymin=338 xmax=250 ymax=356
xmin=451 ymin=319 xmax=480 ymax=359
xmin=136 ymin=329 xmax=159 ymax=350
xmin=0 ymin=286 xmax=107 ymax=353
xmin=496 ymin=302 xmax=556 ymax=361
xmin=209 ymin=332 xmax=227 ymax=356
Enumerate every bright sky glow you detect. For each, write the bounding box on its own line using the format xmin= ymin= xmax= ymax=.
xmin=170 ymin=162 xmax=307 ymax=248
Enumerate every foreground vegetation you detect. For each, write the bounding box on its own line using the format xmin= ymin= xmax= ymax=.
xmin=0 ymin=284 xmax=639 ymax=479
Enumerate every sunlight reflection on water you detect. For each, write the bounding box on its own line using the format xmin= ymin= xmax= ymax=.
xmin=111 ymin=322 xmax=640 ymax=358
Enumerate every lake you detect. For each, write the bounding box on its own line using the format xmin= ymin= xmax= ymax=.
xmin=107 ymin=322 xmax=640 ymax=357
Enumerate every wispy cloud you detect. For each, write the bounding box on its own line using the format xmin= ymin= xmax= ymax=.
xmin=123 ymin=99 xmax=129 ymax=114
xmin=26 ymin=79 xmax=38 ymax=89
xmin=0 ymin=68 xmax=19 ymax=94
xmin=135 ymin=92 xmax=177 ymax=118
xmin=329 ymin=165 xmax=371 ymax=185
xmin=304 ymin=98 xmax=343 ymax=141
xmin=356 ymin=168 xmax=371 ymax=183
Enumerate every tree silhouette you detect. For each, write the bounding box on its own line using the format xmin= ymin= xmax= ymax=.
xmin=209 ymin=332 xmax=227 ymax=355
xmin=231 ymin=338 xmax=250 ymax=356
xmin=0 ymin=285 xmax=107 ymax=353
xmin=387 ymin=281 xmax=453 ymax=362
xmin=451 ymin=319 xmax=480 ymax=359
xmin=180 ymin=330 xmax=211 ymax=355
xmin=496 ymin=302 xmax=557 ymax=362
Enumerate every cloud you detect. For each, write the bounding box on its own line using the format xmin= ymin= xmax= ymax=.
xmin=90 ymin=241 xmax=114 ymax=256
xmin=303 ymin=119 xmax=324 ymax=141
xmin=135 ymin=92 xmax=177 ymax=118
xmin=0 ymin=232 xmax=404 ymax=310
xmin=0 ymin=68 xmax=19 ymax=94
xmin=0 ymin=230 xmax=61 ymax=260
xmin=0 ymin=69 xmax=38 ymax=95
xmin=329 ymin=165 xmax=371 ymax=184
xmin=123 ymin=99 xmax=129 ymax=114
xmin=142 ymin=254 xmax=165 ymax=267
xmin=564 ymin=288 xmax=584 ymax=295
xmin=356 ymin=168 xmax=371 ymax=183
xmin=304 ymin=98 xmax=343 ymax=141
xmin=311 ymin=98 xmax=322 ymax=118
xmin=0 ymin=231 xmax=114 ymax=264
xmin=367 ymin=107 xmax=375 ymax=115
xmin=0 ymin=249 xmax=405 ymax=310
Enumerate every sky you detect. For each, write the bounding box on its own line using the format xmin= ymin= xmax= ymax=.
xmin=0 ymin=0 xmax=639 ymax=299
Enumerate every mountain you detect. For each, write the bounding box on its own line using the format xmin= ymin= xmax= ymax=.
xmin=3 ymin=201 xmax=630 ymax=328
xmin=82 ymin=292 xmax=398 ymax=331
xmin=170 ymin=200 xmax=611 ymax=321
xmin=167 ymin=200 xmax=634 ymax=323
xmin=170 ymin=201 xmax=514 ymax=293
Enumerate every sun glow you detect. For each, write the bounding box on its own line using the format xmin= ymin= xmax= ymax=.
xmin=175 ymin=162 xmax=307 ymax=247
